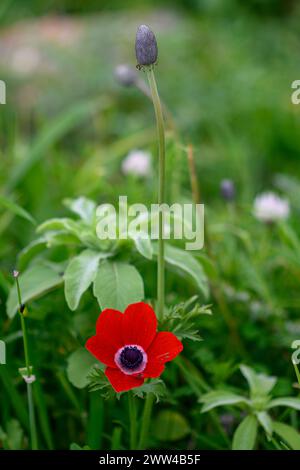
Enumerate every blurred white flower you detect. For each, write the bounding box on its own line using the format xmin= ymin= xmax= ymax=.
xmin=253 ymin=192 xmax=290 ymax=223
xmin=122 ymin=150 xmax=151 ymax=177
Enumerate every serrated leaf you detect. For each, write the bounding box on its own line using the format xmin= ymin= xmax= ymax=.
xmin=64 ymin=250 xmax=106 ymax=311
xmin=133 ymin=379 xmax=166 ymax=403
xmin=232 ymin=415 xmax=258 ymax=450
xmin=70 ymin=443 xmax=91 ymax=450
xmin=93 ymin=261 xmax=144 ymax=311
xmin=6 ymin=264 xmax=62 ymax=318
xmin=200 ymin=390 xmax=249 ymax=413
xmin=273 ymin=421 xmax=300 ymax=450
xmin=66 ymin=348 xmax=100 ymax=389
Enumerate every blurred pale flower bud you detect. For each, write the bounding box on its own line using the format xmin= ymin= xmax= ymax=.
xmin=115 ymin=64 xmax=138 ymax=87
xmin=122 ymin=150 xmax=151 ymax=177
xmin=253 ymin=192 xmax=290 ymax=223
xmin=220 ymin=179 xmax=235 ymax=201
xmin=24 ymin=375 xmax=36 ymax=384
xmin=135 ymin=25 xmax=158 ymax=66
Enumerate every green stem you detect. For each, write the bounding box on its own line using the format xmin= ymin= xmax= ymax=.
xmin=15 ymin=274 xmax=38 ymax=450
xmin=20 ymin=314 xmax=30 ymax=377
xmin=138 ymin=393 xmax=154 ymax=450
xmin=128 ymin=392 xmax=137 ymax=450
xmin=27 ymin=383 xmax=38 ymax=450
xmin=146 ymin=66 xmax=166 ymax=322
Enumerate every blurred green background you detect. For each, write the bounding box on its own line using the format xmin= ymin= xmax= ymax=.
xmin=1 ymin=0 xmax=300 ymax=450
xmin=1 ymin=0 xmax=300 ymax=264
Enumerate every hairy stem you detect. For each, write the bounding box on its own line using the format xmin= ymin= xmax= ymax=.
xmin=146 ymin=66 xmax=166 ymax=322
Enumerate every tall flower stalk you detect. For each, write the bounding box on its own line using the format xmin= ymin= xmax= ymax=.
xmin=13 ymin=271 xmax=38 ymax=450
xmin=146 ymin=67 xmax=165 ymax=322
xmin=135 ymin=24 xmax=165 ymax=322
xmin=135 ymin=24 xmax=166 ymax=449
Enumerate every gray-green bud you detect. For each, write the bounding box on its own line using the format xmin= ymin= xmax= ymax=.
xmin=135 ymin=25 xmax=158 ymax=66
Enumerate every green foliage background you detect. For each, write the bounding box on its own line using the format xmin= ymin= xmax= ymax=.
xmin=0 ymin=0 xmax=300 ymax=451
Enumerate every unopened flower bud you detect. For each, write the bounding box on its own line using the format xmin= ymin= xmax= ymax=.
xmin=24 ymin=375 xmax=36 ymax=384
xmin=135 ymin=25 xmax=158 ymax=66
xmin=13 ymin=270 xmax=19 ymax=278
xmin=220 ymin=179 xmax=235 ymax=201
xmin=114 ymin=64 xmax=138 ymax=87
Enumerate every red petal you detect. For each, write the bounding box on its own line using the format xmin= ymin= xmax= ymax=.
xmin=143 ymin=332 xmax=183 ymax=378
xmin=143 ymin=361 xmax=165 ymax=378
xmin=86 ymin=309 xmax=124 ymax=368
xmin=122 ymin=302 xmax=157 ymax=350
xmin=105 ymin=367 xmax=144 ymax=392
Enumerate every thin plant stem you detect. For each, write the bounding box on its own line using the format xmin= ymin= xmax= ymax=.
xmin=14 ymin=273 xmax=38 ymax=450
xmin=20 ymin=314 xmax=30 ymax=376
xmin=26 ymin=382 xmax=38 ymax=450
xmin=128 ymin=392 xmax=137 ymax=450
xmin=138 ymin=66 xmax=166 ymax=453
xmin=138 ymin=393 xmax=154 ymax=450
xmin=146 ymin=66 xmax=165 ymax=322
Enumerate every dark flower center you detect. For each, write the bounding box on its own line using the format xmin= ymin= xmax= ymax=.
xmin=120 ymin=346 xmax=143 ymax=370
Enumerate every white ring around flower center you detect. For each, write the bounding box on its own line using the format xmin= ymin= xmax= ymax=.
xmin=114 ymin=344 xmax=148 ymax=375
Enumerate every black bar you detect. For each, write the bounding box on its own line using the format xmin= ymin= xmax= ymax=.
xmin=0 ymin=450 xmax=300 ymax=467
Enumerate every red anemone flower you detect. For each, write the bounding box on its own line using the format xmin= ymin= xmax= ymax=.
xmin=86 ymin=302 xmax=183 ymax=392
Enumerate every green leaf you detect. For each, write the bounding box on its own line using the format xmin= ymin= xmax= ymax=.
xmin=0 ymin=194 xmax=36 ymax=225
xmin=66 ymin=348 xmax=99 ymax=389
xmin=37 ymin=218 xmax=79 ymax=234
xmin=273 ymin=421 xmax=300 ymax=450
xmin=200 ymin=390 xmax=250 ymax=413
xmin=240 ymin=365 xmax=277 ymax=397
xmin=153 ymin=410 xmax=190 ymax=442
xmin=154 ymin=243 xmax=208 ymax=299
xmin=129 ymin=232 xmax=153 ymax=260
xmin=267 ymin=397 xmax=300 ymax=411
xmin=70 ymin=443 xmax=91 ymax=450
xmin=133 ymin=379 xmax=166 ymax=403
xmin=64 ymin=250 xmax=106 ymax=311
xmin=6 ymin=264 xmax=62 ymax=318
xmin=17 ymin=237 xmax=47 ymax=271
xmin=232 ymin=415 xmax=258 ymax=450
xmin=165 ymin=298 xmax=212 ymax=342
xmin=256 ymin=411 xmax=273 ymax=436
xmin=64 ymin=196 xmax=96 ymax=223
xmin=93 ymin=261 xmax=144 ymax=311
